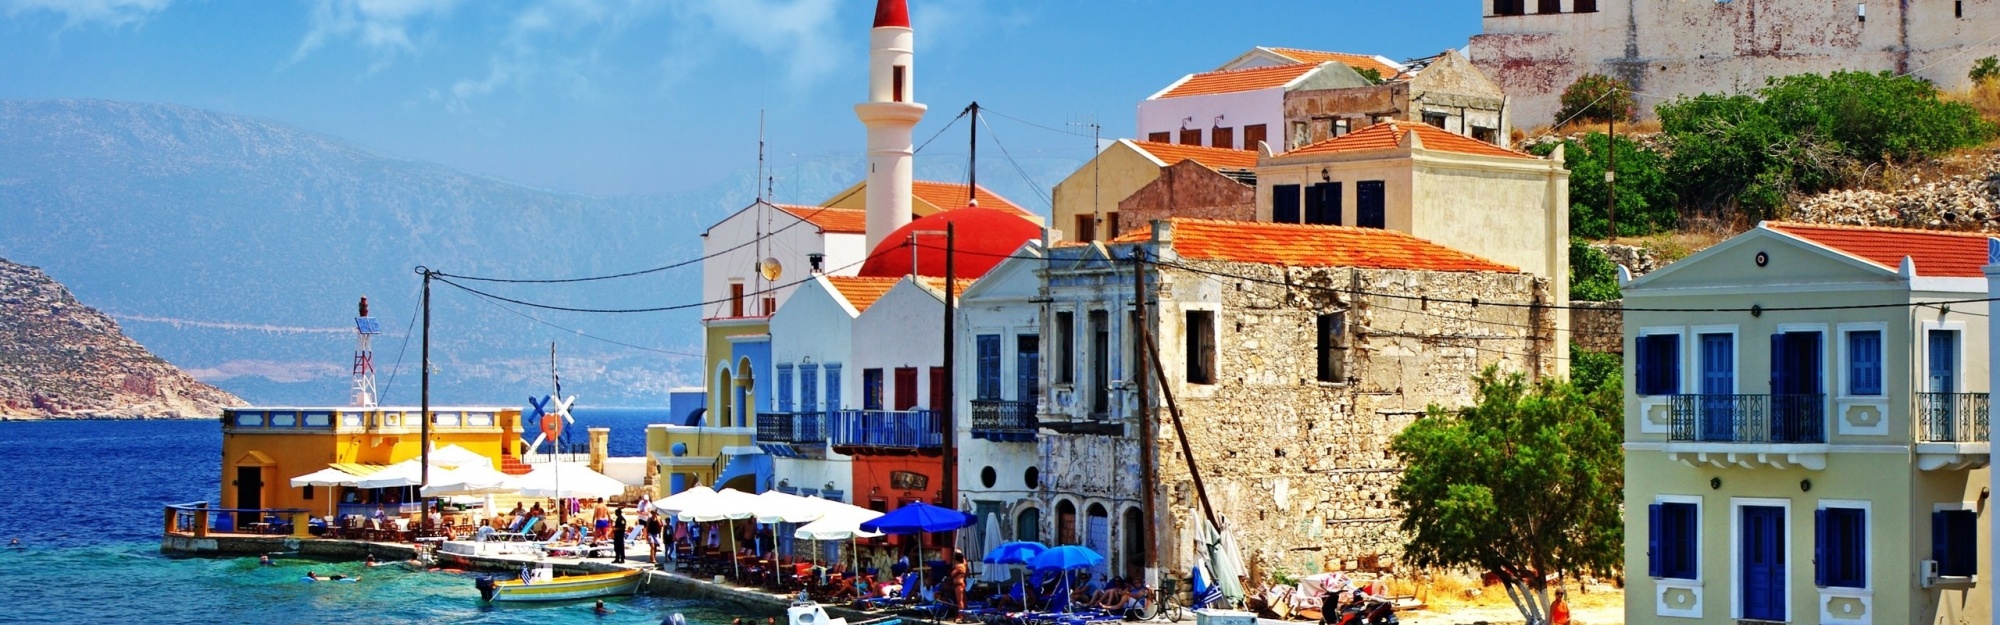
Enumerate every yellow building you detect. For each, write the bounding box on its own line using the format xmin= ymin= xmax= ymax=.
xmin=220 ymin=405 xmax=522 ymax=523
xmin=1050 ymin=139 xmax=1257 ymax=243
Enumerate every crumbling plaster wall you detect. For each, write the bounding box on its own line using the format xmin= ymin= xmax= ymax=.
xmin=1117 ymin=161 xmax=1256 ymax=237
xmin=1471 ymin=0 xmax=1992 ymax=128
xmin=1149 ymin=260 xmax=1555 ymax=578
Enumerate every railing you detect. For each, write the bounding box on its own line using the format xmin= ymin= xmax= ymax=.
xmin=829 ymin=409 xmax=944 ymax=452
xmin=1916 ymin=392 xmax=1991 ymax=443
xmin=971 ymin=400 xmax=1038 ymax=442
xmin=163 ymin=501 xmax=312 ymax=538
xmin=1666 ymin=394 xmax=1825 ymax=444
xmin=222 ymin=408 xmax=499 ymax=431
xmin=755 ymin=412 xmax=828 ymax=445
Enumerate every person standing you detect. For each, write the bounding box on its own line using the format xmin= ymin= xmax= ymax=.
xmin=949 ymin=552 xmax=969 ymax=622
xmin=643 ymin=511 xmax=664 ymax=565
xmin=611 ymin=508 xmax=629 ymax=564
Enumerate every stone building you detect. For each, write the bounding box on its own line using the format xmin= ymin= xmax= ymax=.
xmin=1283 ymin=50 xmax=1515 ymax=150
xmin=1114 ymin=160 xmax=1257 ymax=240
xmin=1032 ymin=218 xmax=1557 ymax=584
xmin=1051 ymin=140 xmax=1257 ymax=244
xmin=1471 ymin=0 xmax=1998 ymax=128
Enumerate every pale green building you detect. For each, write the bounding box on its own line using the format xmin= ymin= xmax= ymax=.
xmin=1622 ymin=222 xmax=1990 ymax=625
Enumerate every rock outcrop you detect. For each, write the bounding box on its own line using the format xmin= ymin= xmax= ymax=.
xmin=1793 ymin=152 xmax=2000 ymax=230
xmin=0 ymin=257 xmax=240 ymax=419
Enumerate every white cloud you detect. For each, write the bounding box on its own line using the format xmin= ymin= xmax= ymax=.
xmin=666 ymin=0 xmax=843 ymax=85
xmin=292 ymin=0 xmax=461 ymax=66
xmin=2 ymin=0 xmax=173 ymax=28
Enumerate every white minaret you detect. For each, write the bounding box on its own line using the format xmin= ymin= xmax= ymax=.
xmin=856 ymin=0 xmax=925 ymax=250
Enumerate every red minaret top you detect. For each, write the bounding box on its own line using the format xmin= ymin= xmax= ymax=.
xmin=873 ymin=0 xmax=909 ymax=28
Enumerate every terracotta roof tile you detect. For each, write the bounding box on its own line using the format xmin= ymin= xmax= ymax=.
xmin=775 ymin=204 xmax=868 ymax=234
xmin=823 ymin=276 xmax=902 ymax=312
xmin=1285 ymin=121 xmax=1531 ymax=160
xmin=1766 ymin=222 xmax=1993 ymax=278
xmin=1265 ymin=47 xmax=1400 ymax=77
xmin=1115 ymin=218 xmax=1517 ymax=273
xmin=911 ymin=181 xmax=1031 ymax=217
xmin=1157 ymin=63 xmax=1322 ymax=99
xmin=1129 ymin=141 xmax=1260 ymax=170
xmin=916 ymin=276 xmax=977 ymax=301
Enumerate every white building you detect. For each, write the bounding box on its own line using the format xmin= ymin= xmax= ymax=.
xmin=1138 ymin=61 xmax=1373 ymax=152
xmin=954 ymin=242 xmax=1049 ymax=562
xmin=765 ymin=274 xmax=902 ymax=504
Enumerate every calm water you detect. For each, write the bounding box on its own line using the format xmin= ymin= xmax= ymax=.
xmin=0 ymin=411 xmax=733 ymax=625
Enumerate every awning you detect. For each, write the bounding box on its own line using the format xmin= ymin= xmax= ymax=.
xmin=514 ymin=462 xmax=627 ymax=499
xmin=289 ymin=467 xmax=364 ymax=488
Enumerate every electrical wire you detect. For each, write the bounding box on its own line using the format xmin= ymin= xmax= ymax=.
xmin=450 ymin=282 xmax=704 ymax=358
xmin=978 ymin=114 xmax=1054 ymax=209
xmin=426 ymin=244 xmax=896 ymax=314
xmin=378 ymin=282 xmax=425 ymax=402
xmin=981 ymin=106 xmax=1100 ymax=140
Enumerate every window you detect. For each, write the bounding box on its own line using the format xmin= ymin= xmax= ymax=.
xmin=894 ymin=367 xmax=919 ymax=411
xmin=1179 ymin=128 xmax=1201 ymax=145
xmin=1927 ymin=329 xmax=1959 ymax=394
xmin=1304 ymin=182 xmax=1341 ymax=225
xmin=825 ymin=364 xmax=842 ymax=411
xmin=1333 ymin=118 xmax=1350 ymax=137
xmin=303 ymin=485 xmax=315 ymax=500
xmin=1242 ymin=124 xmax=1267 ymax=151
xmin=1934 ymin=509 xmax=1977 ymax=577
xmin=1494 ymin=0 xmax=1525 ymax=16
xmin=1316 ymin=313 xmax=1345 ymax=383
xmin=1073 ymin=215 xmax=1096 ymax=242
xmin=1422 ymin=112 xmax=1448 ymax=128
xmin=1635 ymin=333 xmax=1681 ymax=395
xmin=1107 ymin=212 xmax=1121 ymax=238
xmin=976 ymin=334 xmax=1003 ymax=400
xmin=1272 ymin=184 xmax=1301 ymax=224
xmin=1647 ymin=501 xmax=1698 ymax=579
xmin=1957 ymin=1 xmax=1963 ymax=18
xmin=1537 ymin=0 xmax=1561 ymax=13
xmin=1471 ymin=126 xmax=1498 ymax=144
xmin=729 ymin=283 xmax=745 ymax=317
xmin=892 ymin=65 xmax=907 ymax=102
xmin=929 ymin=366 xmax=945 ymax=413
xmin=1290 ymin=121 xmax=1310 ymax=149
xmin=1575 ymin=0 xmax=1598 ymax=12
xmin=863 ymin=368 xmax=883 ymax=410
xmin=1089 ymin=310 xmax=1110 ymax=413
xmin=1356 ymin=180 xmax=1385 ymax=228
xmin=763 ymin=296 xmax=777 ymax=316
xmin=800 ymin=364 xmax=820 ymax=413
xmin=1846 ymin=330 xmax=1882 ymax=396
xmin=777 ymin=364 xmax=795 ymax=412
xmin=1211 ymin=126 xmax=1234 ymax=149
xmin=1815 ymin=507 xmax=1866 ymax=588
xmin=1017 ymin=335 xmax=1040 ymax=405
xmin=1147 ymin=131 xmax=1171 ymax=143
xmin=1056 ymin=312 xmax=1075 ymax=384
xmin=1186 ymin=310 xmax=1216 ymax=384
xmin=1771 ymin=331 xmax=1824 ymax=396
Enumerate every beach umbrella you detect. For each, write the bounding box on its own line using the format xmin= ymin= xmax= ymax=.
xmin=427 ymin=444 xmax=491 ymax=468
xmin=675 ymin=488 xmax=760 ymax=522
xmin=420 ymin=463 xmax=516 ymax=497
xmin=859 ymin=501 xmax=976 ymax=534
xmin=515 ymin=462 xmax=625 ymax=499
xmin=751 ymin=490 xmax=828 ymax=524
xmin=979 ymin=514 xmax=1008 ymax=582
xmin=1029 ymin=545 xmax=1105 ymax=572
xmin=652 ymin=484 xmax=715 ymax=515
xmin=290 ymin=467 xmax=363 ymax=518
xmin=982 ymin=540 xmax=1048 ymax=565
xmin=1191 ymin=561 xmax=1225 ymax=609
xmin=794 ymin=507 xmax=886 ymax=540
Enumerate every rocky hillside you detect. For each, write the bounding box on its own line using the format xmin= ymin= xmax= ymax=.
xmin=1793 ymin=150 xmax=2000 ymax=230
xmin=0 ymin=257 xmax=240 ymax=419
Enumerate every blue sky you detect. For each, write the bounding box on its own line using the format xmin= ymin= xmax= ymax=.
xmin=0 ymin=0 xmax=1480 ymax=197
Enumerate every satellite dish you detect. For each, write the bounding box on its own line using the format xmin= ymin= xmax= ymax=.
xmin=759 ymin=257 xmax=783 ymax=281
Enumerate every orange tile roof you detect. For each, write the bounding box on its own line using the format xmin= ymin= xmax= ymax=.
xmin=911 ymin=181 xmax=1030 ymax=217
xmin=1285 ymin=121 xmax=1532 ymax=160
xmin=1115 ymin=218 xmax=1517 ymax=273
xmin=916 ymin=276 xmax=978 ymax=300
xmin=1157 ymin=63 xmax=1322 ymax=99
xmin=1766 ymin=222 xmax=1993 ymax=278
xmin=1265 ymin=47 xmax=1400 ymax=77
xmin=775 ymin=204 xmax=868 ymax=234
xmin=823 ymin=276 xmax=902 ymax=312
xmin=1129 ymin=141 xmax=1260 ymax=170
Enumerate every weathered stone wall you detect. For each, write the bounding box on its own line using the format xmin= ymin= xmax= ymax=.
xmin=1570 ymin=299 xmax=1624 ymax=354
xmin=1118 ymin=161 xmax=1256 ymax=237
xmin=1471 ymin=0 xmax=1992 ymax=127
xmin=1283 ymin=51 xmax=1511 ymax=149
xmin=1150 ymin=261 xmax=1554 ymax=579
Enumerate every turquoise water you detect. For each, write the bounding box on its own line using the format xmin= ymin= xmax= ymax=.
xmin=0 ymin=416 xmax=739 ymax=625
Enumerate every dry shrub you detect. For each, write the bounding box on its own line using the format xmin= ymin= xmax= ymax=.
xmin=1946 ymin=83 xmax=2000 ymax=131
xmin=1638 ymin=217 xmax=1741 ymax=263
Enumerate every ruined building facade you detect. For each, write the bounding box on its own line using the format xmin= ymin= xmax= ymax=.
xmin=1472 ymin=0 xmax=1997 ymax=127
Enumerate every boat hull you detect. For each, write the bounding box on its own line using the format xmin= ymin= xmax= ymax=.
xmin=478 ymin=569 xmax=643 ymax=602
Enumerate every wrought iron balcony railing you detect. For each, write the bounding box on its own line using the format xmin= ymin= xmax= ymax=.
xmin=1667 ymin=394 xmax=1826 ymax=444
xmin=971 ymin=399 xmax=1038 ymax=442
xmin=1916 ymin=392 xmax=1990 ymax=443
xmin=829 ymin=409 xmax=944 ymax=453
xmin=754 ymin=412 xmax=827 ymax=445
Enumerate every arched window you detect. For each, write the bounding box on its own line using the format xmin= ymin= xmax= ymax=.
xmin=1055 ymin=500 xmax=1077 ymax=545
xmin=1016 ymin=507 xmax=1041 ymax=543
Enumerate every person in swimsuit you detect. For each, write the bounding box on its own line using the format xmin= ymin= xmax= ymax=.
xmin=593 ymin=599 xmax=613 ymax=615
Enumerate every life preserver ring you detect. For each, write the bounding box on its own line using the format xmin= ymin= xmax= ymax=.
xmin=540 ymin=412 xmax=563 ymax=440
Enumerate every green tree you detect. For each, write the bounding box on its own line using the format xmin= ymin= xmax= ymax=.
xmin=1971 ymin=56 xmax=2000 ymax=85
xmin=1569 ymin=346 xmax=1621 ymax=396
xmin=1555 ymin=73 xmax=1637 ymax=127
xmin=1392 ymin=368 xmax=1624 ymax=625
xmin=1355 ymin=67 xmax=1386 ymax=84
xmin=1568 ymin=239 xmax=1622 ymax=302
xmin=1529 ymin=133 xmax=1675 ymax=238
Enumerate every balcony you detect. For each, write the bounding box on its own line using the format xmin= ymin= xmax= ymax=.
xmin=1663 ymin=394 xmax=1828 ymax=470
xmin=754 ymin=412 xmax=829 ymax=459
xmin=1915 ymin=392 xmax=1990 ymax=471
xmin=971 ymin=400 xmax=1039 ymax=442
xmin=829 ymin=409 xmax=944 ymax=456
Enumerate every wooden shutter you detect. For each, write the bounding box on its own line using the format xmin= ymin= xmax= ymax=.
xmin=1272 ymin=184 xmax=1301 ymax=224
xmin=894 ymin=367 xmax=919 ymax=411
xmin=1147 ymin=131 xmax=1171 ymax=143
xmin=928 ymin=366 xmax=945 ymax=413
xmin=1647 ymin=503 xmax=1664 ymax=578
xmin=1814 ymin=509 xmax=1829 ymax=587
xmin=1243 ymin=124 xmax=1267 ymax=151
xmin=1179 ymin=128 xmax=1201 ymax=145
xmin=1073 ymin=215 xmax=1096 ymax=242
xmin=1211 ymin=126 xmax=1234 ymax=149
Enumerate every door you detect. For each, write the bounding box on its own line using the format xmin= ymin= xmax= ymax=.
xmin=1356 ymin=181 xmax=1386 ymax=229
xmin=235 ymin=466 xmax=263 ymax=528
xmin=1768 ymin=331 xmax=1822 ymax=442
xmin=1740 ymin=506 xmax=1787 ymax=621
xmin=1928 ymin=330 xmax=1959 ymax=439
xmin=1086 ymin=513 xmax=1112 ymax=580
xmin=1016 ymin=335 xmax=1040 ymax=408
xmin=1700 ymin=333 xmax=1735 ymax=440
xmin=894 ymin=367 xmax=919 ymax=411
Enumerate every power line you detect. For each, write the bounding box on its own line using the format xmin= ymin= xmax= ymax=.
xmin=450 ymin=282 xmax=704 ymax=358
xmin=426 ymin=244 xmax=896 ymax=315
xmin=379 ymin=283 xmax=425 ymax=402
xmin=978 ymin=114 xmax=1054 ymax=209
xmin=982 ymin=106 xmax=1100 ymax=139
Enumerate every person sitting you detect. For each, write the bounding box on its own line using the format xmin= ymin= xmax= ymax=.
xmin=826 ymin=570 xmax=862 ymax=602
xmin=1092 ymin=578 xmax=1129 ymax=611
xmin=1122 ymin=579 xmax=1153 ymax=612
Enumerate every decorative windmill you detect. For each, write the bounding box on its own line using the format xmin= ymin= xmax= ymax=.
xmin=524 ymin=393 xmax=576 ymax=453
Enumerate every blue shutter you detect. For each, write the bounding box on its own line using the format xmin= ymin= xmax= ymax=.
xmin=1771 ymin=333 xmax=1788 ymax=395
xmin=1814 ymin=509 xmax=1829 ymax=588
xmin=800 ymin=364 xmax=819 ymax=413
xmin=1933 ymin=511 xmax=1948 ymax=567
xmin=1635 ymin=337 xmax=1654 ymax=395
xmin=777 ymin=364 xmax=795 ymax=412
xmin=825 ymin=364 xmax=842 ymax=411
xmin=1648 ymin=503 xmax=1664 ymax=578
xmin=977 ymin=335 xmax=1002 ymax=400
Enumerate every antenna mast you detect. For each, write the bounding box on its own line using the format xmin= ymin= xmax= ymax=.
xmin=351 ymin=296 xmax=381 ymax=406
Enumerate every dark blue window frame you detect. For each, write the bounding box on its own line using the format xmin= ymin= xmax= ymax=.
xmin=1847 ymin=330 xmax=1883 ymax=396
xmin=776 ymin=364 xmax=795 ymax=412
xmin=1935 ymin=510 xmax=1977 ymax=577
xmin=800 ymin=363 xmax=820 ymax=413
xmin=976 ymin=334 xmax=1003 ymax=400
xmin=824 ymin=364 xmax=842 ymax=411
xmin=1648 ymin=501 xmax=1699 ymax=580
xmin=1635 ymin=334 xmax=1681 ymax=396
xmin=862 ymin=368 xmax=883 ymax=411
xmin=1815 ymin=507 xmax=1866 ymax=588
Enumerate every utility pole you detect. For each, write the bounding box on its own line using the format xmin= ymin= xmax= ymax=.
xmin=416 ymin=266 xmax=434 ymax=534
xmin=1607 ymin=115 xmax=1617 ymax=243
xmin=967 ymin=102 xmax=980 ymax=204
xmin=941 ymin=224 xmax=958 ymax=510
xmin=1131 ymin=250 xmax=1158 ymax=583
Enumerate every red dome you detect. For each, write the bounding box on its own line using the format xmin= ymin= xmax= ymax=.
xmin=873 ymin=0 xmax=909 ymax=28
xmin=857 ymin=207 xmax=1042 ymax=280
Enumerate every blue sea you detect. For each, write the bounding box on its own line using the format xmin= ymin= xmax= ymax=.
xmin=0 ymin=410 xmax=738 ymax=625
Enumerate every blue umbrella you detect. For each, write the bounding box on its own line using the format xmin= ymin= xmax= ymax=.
xmin=1029 ymin=545 xmax=1105 ymax=572
xmin=859 ymin=501 xmax=977 ymax=534
xmin=982 ymin=540 xmax=1049 ymax=564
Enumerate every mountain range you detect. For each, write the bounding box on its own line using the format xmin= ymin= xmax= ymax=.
xmin=0 ymin=99 xmax=1077 ymax=408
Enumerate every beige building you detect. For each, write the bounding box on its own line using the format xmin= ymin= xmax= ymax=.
xmin=1622 ymin=222 xmax=1991 ymax=625
xmin=1256 ymin=120 xmax=1570 ymax=368
xmin=1050 ymin=139 xmax=1256 ymax=243
xmin=1283 ymin=50 xmax=1515 ymax=150
xmin=1471 ymin=0 xmax=1999 ymax=127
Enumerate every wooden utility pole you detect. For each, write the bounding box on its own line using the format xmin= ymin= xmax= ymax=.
xmin=417 ymin=267 xmax=433 ymax=533
xmin=1607 ymin=116 xmax=1617 ymax=243
xmin=941 ymin=224 xmax=958 ymax=509
xmin=1138 ymin=294 xmax=1218 ymax=533
xmin=1131 ymin=251 xmax=1159 ymax=580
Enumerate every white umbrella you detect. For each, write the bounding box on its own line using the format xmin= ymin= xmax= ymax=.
xmin=793 ymin=507 xmax=886 ymax=540
xmin=354 ymin=460 xmax=425 ymax=489
xmin=428 ymin=444 xmax=491 ymax=468
xmin=421 ymin=463 xmax=517 ymax=497
xmin=290 ymin=467 xmax=363 ymax=487
xmin=752 ymin=490 xmax=829 ymax=524
xmin=652 ymin=484 xmax=716 ymax=515
xmin=980 ymin=512 xmax=1008 ymax=583
xmin=516 ymin=462 xmax=626 ymax=499
xmin=675 ymin=488 xmax=761 ymax=523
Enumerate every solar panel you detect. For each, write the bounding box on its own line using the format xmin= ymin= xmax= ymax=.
xmin=355 ymin=317 xmax=382 ymax=335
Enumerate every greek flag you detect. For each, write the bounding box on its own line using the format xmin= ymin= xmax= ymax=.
xmin=1192 ymin=562 xmax=1224 ymax=609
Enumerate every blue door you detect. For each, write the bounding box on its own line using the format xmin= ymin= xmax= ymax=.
xmin=1700 ymin=334 xmax=1734 ymax=440
xmin=1928 ymin=330 xmax=1959 ymax=440
xmin=1741 ymin=506 xmax=1787 ymax=621
xmin=1768 ymin=332 xmax=1823 ymax=442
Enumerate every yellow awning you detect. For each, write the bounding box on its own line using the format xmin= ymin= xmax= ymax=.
xmin=327 ymin=463 xmax=390 ymax=476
